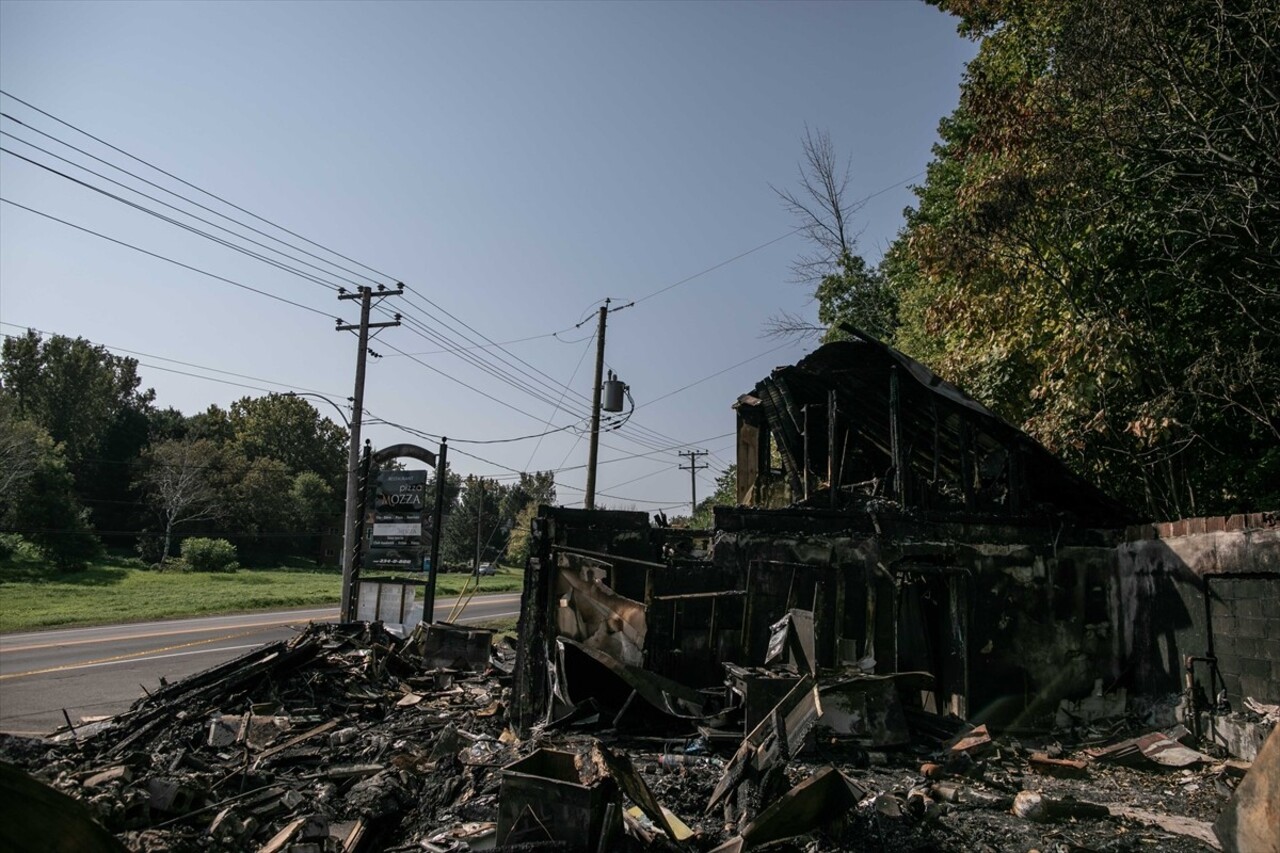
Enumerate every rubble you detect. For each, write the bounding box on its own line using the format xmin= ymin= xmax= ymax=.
xmin=2 ymin=611 xmax=1268 ymax=853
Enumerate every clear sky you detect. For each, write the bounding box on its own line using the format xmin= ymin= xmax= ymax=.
xmin=0 ymin=0 xmax=975 ymax=512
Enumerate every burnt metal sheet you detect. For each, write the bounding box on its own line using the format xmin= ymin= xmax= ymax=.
xmin=0 ymin=762 xmax=129 ymax=853
xmin=496 ymin=749 xmax=619 ymax=849
xmin=818 ymin=674 xmax=910 ymax=747
xmin=556 ymin=638 xmax=708 ymax=720
xmin=711 ymin=765 xmax=868 ymax=853
xmin=555 ymin=561 xmax=647 ymax=666
xmin=764 ymin=609 xmax=816 ymax=675
xmin=420 ymin=622 xmax=493 ymax=672
xmin=707 ymin=676 xmax=822 ymax=813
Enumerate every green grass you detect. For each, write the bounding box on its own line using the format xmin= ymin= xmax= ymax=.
xmin=0 ymin=550 xmax=524 ymax=633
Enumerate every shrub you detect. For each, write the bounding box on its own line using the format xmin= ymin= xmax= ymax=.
xmin=179 ymin=537 xmax=239 ymax=573
xmin=0 ymin=533 xmax=28 ymax=561
xmin=135 ymin=532 xmax=167 ymax=566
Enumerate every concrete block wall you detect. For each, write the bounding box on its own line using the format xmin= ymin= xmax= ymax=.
xmin=1208 ymin=575 xmax=1280 ymax=706
xmin=1118 ymin=512 xmax=1280 ymax=706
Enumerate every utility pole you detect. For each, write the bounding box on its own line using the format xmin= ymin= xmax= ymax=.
xmin=337 ymin=284 xmax=402 ymax=622
xmin=583 ymin=299 xmax=610 ymax=510
xmin=678 ymin=450 xmax=709 ymax=518
xmin=424 ymin=438 xmax=447 ymax=626
xmin=473 ymin=477 xmax=485 ymax=578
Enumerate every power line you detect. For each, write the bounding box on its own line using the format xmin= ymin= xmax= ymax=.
xmin=627 ymin=170 xmax=925 ymax=306
xmin=0 ymin=96 xmax=746 ymax=459
xmin=637 ymin=341 xmax=797 ymax=410
xmin=0 ymin=114 xmax=379 ymax=290
xmin=0 ymin=198 xmax=334 ymax=319
xmin=2 ymin=325 xmax=349 ymax=408
xmin=388 ymin=293 xmax=689 ymax=455
xmin=363 ymin=416 xmax=583 ymax=446
xmin=0 ymin=90 xmax=401 ymax=287
xmin=378 ymin=304 xmax=685 ymax=459
xmin=0 ymin=137 xmax=352 ymax=292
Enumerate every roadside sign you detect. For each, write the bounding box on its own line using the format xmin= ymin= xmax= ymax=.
xmin=366 ymin=469 xmax=429 ymax=570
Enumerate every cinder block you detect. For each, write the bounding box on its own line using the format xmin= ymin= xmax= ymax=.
xmin=1207 ymin=516 xmax=1226 ymax=533
xmin=1225 ymin=514 xmax=1246 ymax=532
xmin=1173 ymin=519 xmax=1189 ymax=537
xmin=1237 ymin=598 xmax=1262 ymax=620
xmin=1216 ymin=653 xmax=1242 ymax=675
xmin=1271 ymin=660 xmax=1280 ymax=683
xmin=1214 ymin=615 xmax=1239 ymax=638
xmin=1188 ymin=517 xmax=1207 ymax=535
xmin=1241 ymin=657 xmax=1272 ymax=679
xmin=1256 ymin=639 xmax=1280 ymax=661
xmin=1240 ymin=619 xmax=1266 ymax=639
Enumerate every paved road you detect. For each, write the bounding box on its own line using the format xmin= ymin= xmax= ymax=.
xmin=0 ymin=593 xmax=521 ymax=737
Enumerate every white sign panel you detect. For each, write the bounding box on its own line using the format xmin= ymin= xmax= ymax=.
xmin=374 ymin=522 xmax=422 ymax=538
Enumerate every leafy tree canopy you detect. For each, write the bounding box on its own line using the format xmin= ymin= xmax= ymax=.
xmin=876 ymin=0 xmax=1280 ymax=518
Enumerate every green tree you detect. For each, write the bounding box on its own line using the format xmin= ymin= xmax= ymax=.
xmin=186 ymin=404 xmax=235 ymax=444
xmin=228 ymin=394 xmax=347 ymax=491
xmin=766 ymin=128 xmax=894 ymax=341
xmin=684 ymin=464 xmax=737 ymax=529
xmin=880 ymin=0 xmax=1280 ymax=518
xmin=440 ymin=476 xmax=508 ymax=568
xmin=0 ymin=410 xmax=100 ymax=569
xmin=500 ymin=470 xmax=556 ymax=525
xmin=136 ymin=438 xmax=224 ymax=564
xmin=226 ymin=456 xmax=295 ymax=559
xmin=505 ymin=501 xmax=540 ymax=568
xmin=290 ymin=471 xmax=336 ymax=562
xmin=1 ymin=330 xmax=157 ymax=540
xmin=0 ymin=330 xmax=154 ymax=472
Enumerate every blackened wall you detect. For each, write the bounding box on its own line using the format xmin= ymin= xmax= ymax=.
xmin=1116 ymin=513 xmax=1280 ymax=706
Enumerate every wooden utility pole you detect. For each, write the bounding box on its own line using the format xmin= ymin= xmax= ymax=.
xmin=424 ymin=438 xmax=447 ymax=625
xmin=678 ymin=449 xmax=709 ymax=518
xmin=584 ymin=299 xmax=610 ymax=510
xmin=473 ymin=477 xmax=485 ymax=577
xmin=337 ymin=284 xmax=402 ymax=622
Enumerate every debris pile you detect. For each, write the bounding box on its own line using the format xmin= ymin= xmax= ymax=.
xmin=4 ymin=614 xmax=1273 ymax=852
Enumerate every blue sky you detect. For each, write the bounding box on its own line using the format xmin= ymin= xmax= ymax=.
xmin=0 ymin=0 xmax=975 ymax=512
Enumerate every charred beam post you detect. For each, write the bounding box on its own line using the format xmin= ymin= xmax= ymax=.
xmin=889 ymin=365 xmax=906 ymax=504
xmin=801 ymin=404 xmax=812 ymax=502
xmin=827 ymin=389 xmax=838 ymax=509
xmin=512 ymin=513 xmax=554 ymax=736
xmin=1008 ymin=443 xmax=1024 ymax=514
xmin=959 ymin=419 xmax=975 ymax=510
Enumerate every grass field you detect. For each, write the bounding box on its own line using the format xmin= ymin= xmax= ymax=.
xmin=0 ymin=551 xmax=523 ymax=633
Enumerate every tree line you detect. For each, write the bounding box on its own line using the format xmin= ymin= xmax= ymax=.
xmin=0 ymin=330 xmax=554 ymax=570
xmin=780 ymin=0 xmax=1279 ymax=520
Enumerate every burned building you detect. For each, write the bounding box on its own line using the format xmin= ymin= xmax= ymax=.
xmin=6 ymin=332 xmax=1277 ymax=853
xmin=514 ymin=330 xmax=1280 ymax=746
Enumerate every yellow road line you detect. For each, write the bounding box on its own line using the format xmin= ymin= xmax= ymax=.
xmin=2 ymin=593 xmax=522 ymax=652
xmin=0 ymin=625 xmax=288 ymax=681
xmin=1 ymin=611 xmax=339 ymax=652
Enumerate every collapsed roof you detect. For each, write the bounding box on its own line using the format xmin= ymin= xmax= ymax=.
xmin=734 ymin=327 xmax=1138 ymax=527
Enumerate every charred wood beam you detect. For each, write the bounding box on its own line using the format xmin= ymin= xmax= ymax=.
xmin=828 ymin=389 xmax=839 ymax=508
xmin=889 ymin=365 xmax=907 ymax=504
xmin=550 ymin=545 xmax=667 ymax=570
